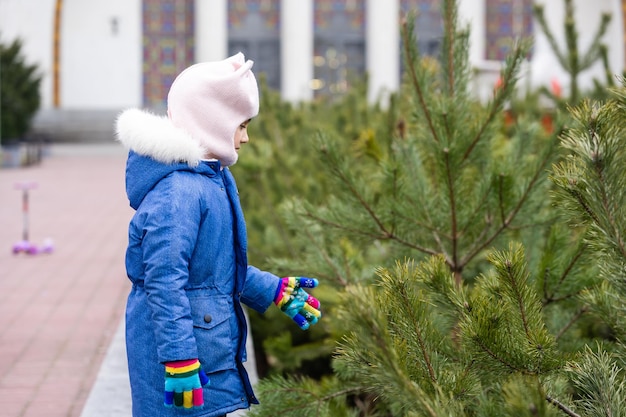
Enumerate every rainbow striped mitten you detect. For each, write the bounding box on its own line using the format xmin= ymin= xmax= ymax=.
xmin=164 ymin=359 xmax=209 ymax=409
xmin=274 ymin=277 xmax=321 ymax=330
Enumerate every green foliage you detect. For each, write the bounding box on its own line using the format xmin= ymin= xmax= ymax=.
xmin=332 ymin=250 xmax=570 ymax=417
xmin=236 ymin=73 xmax=394 ymax=377
xmin=247 ymin=375 xmax=362 ymax=417
xmin=237 ymin=1 xmax=626 ymax=416
xmin=0 ymin=37 xmax=41 ymax=144
xmin=550 ymin=79 xmax=626 ymax=341
xmin=274 ymin=1 xmax=558 ymax=286
xmin=564 ymin=345 xmax=626 ymax=417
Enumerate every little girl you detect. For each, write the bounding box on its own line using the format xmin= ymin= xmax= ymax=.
xmin=116 ymin=53 xmax=321 ymax=417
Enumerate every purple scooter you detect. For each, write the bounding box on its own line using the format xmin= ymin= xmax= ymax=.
xmin=12 ymin=181 xmax=53 ymax=255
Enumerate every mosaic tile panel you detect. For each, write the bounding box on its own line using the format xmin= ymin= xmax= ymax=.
xmin=400 ymin=0 xmax=443 ymax=56
xmin=228 ymin=0 xmax=280 ymax=31
xmin=485 ymin=0 xmax=533 ymax=61
xmin=400 ymin=0 xmax=441 ymax=22
xmin=142 ymin=0 xmax=195 ymax=108
xmin=314 ymin=0 xmax=365 ymax=34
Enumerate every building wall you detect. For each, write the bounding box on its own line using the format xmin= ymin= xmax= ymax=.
xmin=0 ymin=0 xmax=624 ymax=111
xmin=0 ymin=0 xmax=142 ymax=110
xmin=61 ymin=0 xmax=141 ymax=109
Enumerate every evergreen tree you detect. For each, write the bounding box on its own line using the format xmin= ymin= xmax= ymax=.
xmin=0 ymin=37 xmax=41 ymax=145
xmin=243 ymin=1 xmax=626 ymax=416
xmin=237 ymin=74 xmax=394 ymax=377
xmin=533 ymin=0 xmax=613 ymax=105
xmin=272 ymin=0 xmax=557 ymax=288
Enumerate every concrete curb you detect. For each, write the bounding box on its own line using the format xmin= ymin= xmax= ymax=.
xmin=79 ymin=319 xmax=132 ymax=417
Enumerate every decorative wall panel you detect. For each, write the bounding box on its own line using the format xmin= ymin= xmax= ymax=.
xmin=485 ymin=0 xmax=533 ymax=61
xmin=142 ymin=0 xmax=194 ymax=108
xmin=400 ymin=0 xmax=443 ymax=56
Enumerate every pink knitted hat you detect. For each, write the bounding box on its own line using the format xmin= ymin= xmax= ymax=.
xmin=167 ymin=52 xmax=259 ymax=166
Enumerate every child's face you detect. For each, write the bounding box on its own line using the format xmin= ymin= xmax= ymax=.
xmin=234 ymin=120 xmax=251 ymax=152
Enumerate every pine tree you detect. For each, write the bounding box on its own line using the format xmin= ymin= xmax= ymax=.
xmin=243 ymin=0 xmax=626 ymax=416
xmin=533 ymin=0 xmax=613 ymax=105
xmin=0 ymin=37 xmax=41 ymax=145
xmin=272 ymin=0 xmax=557 ymax=288
xmin=237 ymin=74 xmax=393 ymax=377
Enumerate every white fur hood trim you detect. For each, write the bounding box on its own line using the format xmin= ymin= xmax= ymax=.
xmin=115 ymin=108 xmax=205 ymax=166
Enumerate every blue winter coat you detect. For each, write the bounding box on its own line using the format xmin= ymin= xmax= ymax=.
xmin=120 ymin=116 xmax=280 ymax=417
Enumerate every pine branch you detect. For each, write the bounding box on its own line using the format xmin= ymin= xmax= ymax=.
xmin=250 ymin=375 xmax=369 ymax=417
xmin=565 ymin=186 xmax=600 ymax=224
xmin=579 ymin=13 xmax=611 ymax=70
xmin=301 ymin=210 xmax=382 ymax=241
xmin=273 ymin=385 xmax=364 ymax=416
xmin=251 ymin=175 xmax=298 ymax=259
xmin=457 ymin=181 xmax=495 ymax=240
xmin=503 ymin=259 xmax=532 ymax=338
xmin=546 ymin=395 xmax=581 ymax=417
xmin=543 ymin=244 xmax=585 ymax=305
xmin=401 ymin=13 xmax=441 ymax=145
xmin=460 ymin=139 xmax=555 ymax=268
xmin=472 ymin=336 xmax=524 ymax=373
xmin=395 ymin=275 xmax=437 ymax=383
xmin=444 ymin=148 xmax=460 ymax=281
xmin=533 ymin=4 xmax=569 ymax=70
xmin=497 ymin=174 xmax=509 ymax=225
xmin=462 ymin=39 xmax=528 ymax=162
xmin=442 ymin=0 xmax=456 ymax=97
xmin=563 ymin=0 xmax=579 ymax=86
xmin=555 ymin=307 xmax=587 ymax=341
xmin=564 ymin=346 xmax=626 ymax=417
xmin=399 ymin=193 xmax=452 ymax=259
xmin=320 ymin=146 xmax=390 ymax=236
xmin=591 ymin=139 xmax=626 ymax=260
xmin=299 ymin=217 xmax=350 ymax=286
xmin=301 ymin=208 xmax=440 ymax=258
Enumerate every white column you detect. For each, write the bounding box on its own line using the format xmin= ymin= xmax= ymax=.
xmin=195 ymin=0 xmax=227 ymax=63
xmin=366 ymin=0 xmax=400 ymax=106
xmin=281 ymin=0 xmax=313 ymax=103
xmin=457 ymin=0 xmax=485 ymax=66
xmin=609 ymin=0 xmax=624 ymax=76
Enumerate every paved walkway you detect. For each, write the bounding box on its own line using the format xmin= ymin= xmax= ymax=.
xmin=0 ymin=144 xmax=132 ymax=417
xmin=0 ymin=144 xmax=255 ymax=417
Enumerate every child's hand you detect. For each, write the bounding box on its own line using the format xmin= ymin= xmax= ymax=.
xmin=274 ymin=277 xmax=321 ymax=330
xmin=163 ymin=359 xmax=209 ymax=409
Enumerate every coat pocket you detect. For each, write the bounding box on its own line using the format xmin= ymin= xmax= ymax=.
xmin=189 ymin=295 xmax=236 ymax=373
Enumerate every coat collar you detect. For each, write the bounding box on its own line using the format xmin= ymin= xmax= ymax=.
xmin=115 ymin=108 xmax=205 ymax=166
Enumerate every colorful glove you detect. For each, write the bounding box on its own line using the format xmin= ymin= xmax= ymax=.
xmin=164 ymin=359 xmax=209 ymax=409
xmin=274 ymin=277 xmax=321 ymax=330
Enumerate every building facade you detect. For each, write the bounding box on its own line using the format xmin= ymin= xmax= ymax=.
xmin=0 ymin=0 xmax=624 ymax=112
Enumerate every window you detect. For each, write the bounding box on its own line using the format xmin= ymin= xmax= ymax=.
xmin=228 ymin=0 xmax=281 ymax=91
xmin=313 ymin=0 xmax=366 ymax=98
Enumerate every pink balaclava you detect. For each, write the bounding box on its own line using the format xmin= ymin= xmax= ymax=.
xmin=167 ymin=52 xmax=259 ymax=166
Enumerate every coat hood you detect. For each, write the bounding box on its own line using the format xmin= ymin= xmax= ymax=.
xmin=167 ymin=52 xmax=259 ymax=167
xmin=115 ymin=107 xmax=220 ymax=210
